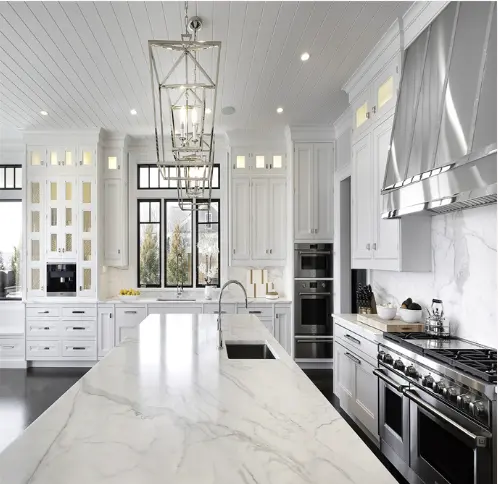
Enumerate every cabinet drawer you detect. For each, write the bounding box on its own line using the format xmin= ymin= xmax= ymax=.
xmin=26 ymin=320 xmax=59 ymax=338
xmin=334 ymin=323 xmax=378 ymax=361
xmin=60 ymin=320 xmax=96 ymax=338
xmin=26 ymin=340 xmax=61 ymax=358
xmin=116 ymin=306 xmax=147 ymax=323
xmin=238 ymin=306 xmax=273 ymax=318
xmin=62 ymin=340 xmax=96 ymax=358
xmin=61 ymin=306 xmax=97 ymax=318
xmin=203 ymin=303 xmax=237 ymax=314
xmin=26 ymin=306 xmax=60 ymax=318
xmin=0 ymin=339 xmax=24 ymax=357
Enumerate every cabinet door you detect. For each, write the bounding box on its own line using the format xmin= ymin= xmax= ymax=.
xmin=275 ymin=306 xmax=291 ymax=354
xmin=372 ymin=115 xmax=399 ymax=262
xmin=352 ymin=89 xmax=372 ymax=138
xmin=60 ymin=178 xmax=77 ymax=260
xmin=115 ymin=306 xmax=147 ymax=344
xmin=231 ymin=176 xmax=251 ymax=261
xmin=104 ymin=151 xmax=122 ymax=176
xmin=27 ymin=146 xmax=46 ymax=171
xmin=372 ymin=61 xmax=398 ymax=120
xmin=351 ymin=134 xmax=373 ymax=261
xmin=261 ymin=318 xmax=274 ymax=335
xmin=104 ymin=179 xmax=123 ymax=266
xmin=46 ymin=178 xmax=61 ymax=260
xmin=251 ymin=178 xmax=269 ymax=260
xmin=268 ymin=152 xmax=286 ymax=173
xmin=294 ymin=143 xmax=314 ymax=240
xmin=47 ymin=147 xmax=76 ymax=170
xmin=268 ymin=177 xmax=287 ymax=260
xmin=336 ymin=343 xmax=356 ymax=414
xmin=355 ymin=358 xmax=379 ymax=438
xmin=78 ymin=146 xmax=97 ymax=172
xmin=28 ymin=179 xmax=45 ymax=297
xmin=253 ymin=152 xmax=269 ymax=172
xmin=231 ymin=149 xmax=251 ymax=173
xmin=98 ymin=306 xmax=115 ymax=358
xmin=313 ymin=143 xmax=334 ymax=241
xmin=78 ymin=177 xmax=96 ymax=297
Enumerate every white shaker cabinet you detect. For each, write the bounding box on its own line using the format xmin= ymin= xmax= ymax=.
xmin=294 ymin=142 xmax=334 ymax=241
xmin=97 ymin=305 xmax=115 ymax=358
xmin=274 ymin=305 xmax=292 ymax=355
xmin=115 ymin=306 xmax=147 ymax=345
xmin=230 ymin=176 xmax=251 ymax=262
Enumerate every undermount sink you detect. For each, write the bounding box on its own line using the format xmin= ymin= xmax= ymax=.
xmin=156 ymin=298 xmax=197 ymax=302
xmin=225 ymin=342 xmax=276 ymax=360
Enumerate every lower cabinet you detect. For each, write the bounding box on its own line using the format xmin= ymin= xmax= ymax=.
xmin=115 ymin=306 xmax=147 ymax=345
xmin=97 ymin=305 xmax=115 ymax=358
xmin=335 ymin=340 xmax=379 ymax=441
xmin=274 ymin=306 xmax=292 ymax=354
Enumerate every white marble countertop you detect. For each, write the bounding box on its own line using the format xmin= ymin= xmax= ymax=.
xmin=106 ymin=296 xmax=291 ymax=304
xmin=333 ymin=313 xmax=385 ymax=341
xmin=0 ymin=314 xmax=395 ymax=484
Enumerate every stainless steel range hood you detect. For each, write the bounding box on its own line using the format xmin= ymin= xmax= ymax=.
xmin=382 ymin=2 xmax=497 ymax=218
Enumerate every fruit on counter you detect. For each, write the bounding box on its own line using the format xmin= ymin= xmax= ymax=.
xmin=408 ymin=302 xmax=422 ymax=310
xmin=400 ymin=297 xmax=422 ymax=310
xmin=401 ymin=298 xmax=412 ymax=309
xmin=119 ymin=289 xmax=141 ymax=296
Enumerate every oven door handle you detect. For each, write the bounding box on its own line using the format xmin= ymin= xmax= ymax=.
xmin=298 ymin=292 xmax=331 ymax=296
xmin=403 ymin=389 xmax=491 ymax=448
xmin=373 ymin=369 xmax=409 ymax=393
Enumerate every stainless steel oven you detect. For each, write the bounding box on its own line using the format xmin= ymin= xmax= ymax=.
xmin=46 ymin=264 xmax=77 ymax=297
xmin=294 ymin=243 xmax=332 ymax=279
xmin=294 ymin=280 xmax=333 ymax=336
xmin=294 ymin=335 xmax=334 ymax=359
xmin=407 ymin=387 xmax=493 ymax=484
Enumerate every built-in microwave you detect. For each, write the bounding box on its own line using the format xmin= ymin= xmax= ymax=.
xmin=294 ymin=243 xmax=333 ymax=279
xmin=46 ymin=264 xmax=77 ymax=297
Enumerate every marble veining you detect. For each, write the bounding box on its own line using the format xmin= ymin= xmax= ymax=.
xmin=0 ymin=314 xmax=396 ymax=484
xmin=372 ymin=204 xmax=497 ymax=347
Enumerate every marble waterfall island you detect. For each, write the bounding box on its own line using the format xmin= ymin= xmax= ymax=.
xmin=0 ymin=314 xmax=396 ymax=484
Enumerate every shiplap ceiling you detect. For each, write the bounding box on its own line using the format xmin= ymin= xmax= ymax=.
xmin=0 ymin=1 xmax=411 ymax=134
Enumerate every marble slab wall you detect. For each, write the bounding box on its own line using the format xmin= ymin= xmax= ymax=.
xmin=372 ymin=204 xmax=497 ymax=347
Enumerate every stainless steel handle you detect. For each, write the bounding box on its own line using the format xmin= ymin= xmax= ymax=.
xmin=298 ymin=292 xmax=331 ymax=296
xmin=213 ymin=311 xmax=226 ymax=314
xmin=373 ymin=369 xmax=409 ymax=392
xmin=68 ymin=346 xmax=86 ymax=351
xmin=296 ymin=339 xmax=334 ymax=344
xmin=62 ymin=248 xmax=65 ymax=253
xmin=124 ymin=311 xmax=137 ymax=314
xmin=366 ymin=243 xmax=371 ymax=250
xmin=403 ymin=389 xmax=489 ymax=447
xmin=372 ymin=243 xmax=377 ymax=250
xmin=72 ymin=310 xmax=85 ymax=314
xmin=372 ymin=106 xmax=377 ymax=114
xmin=58 ymin=248 xmax=61 ymax=253
xmin=248 ymin=310 xmax=262 ymax=314
xmin=345 ymin=352 xmax=361 ymax=365
xmin=1 ymin=345 xmax=15 ymax=349
xmin=298 ymin=251 xmax=331 ymax=255
xmin=366 ymin=111 xmax=371 ymax=119
xmin=344 ymin=334 xmax=361 ymax=345
xmin=71 ymin=327 xmax=86 ymax=330
xmin=38 ymin=311 xmax=49 ymax=314
xmin=269 ymin=249 xmax=272 ymax=254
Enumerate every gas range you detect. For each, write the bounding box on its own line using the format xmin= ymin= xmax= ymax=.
xmin=379 ymin=333 xmax=497 ymax=429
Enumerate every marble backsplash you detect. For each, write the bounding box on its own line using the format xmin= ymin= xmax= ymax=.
xmin=372 ymin=204 xmax=497 ymax=348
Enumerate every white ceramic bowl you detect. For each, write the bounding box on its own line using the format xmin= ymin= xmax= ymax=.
xmin=376 ymin=306 xmax=397 ymax=320
xmin=119 ymin=295 xmax=139 ymax=302
xmin=399 ymin=308 xmax=423 ymax=323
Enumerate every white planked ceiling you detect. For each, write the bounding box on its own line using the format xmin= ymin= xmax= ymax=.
xmin=0 ymin=1 xmax=411 ymax=134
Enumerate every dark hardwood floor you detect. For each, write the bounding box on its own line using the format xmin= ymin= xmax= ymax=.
xmin=0 ymin=368 xmax=88 ymax=452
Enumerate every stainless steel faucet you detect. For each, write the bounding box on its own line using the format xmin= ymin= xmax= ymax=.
xmin=218 ymin=280 xmax=248 ymax=349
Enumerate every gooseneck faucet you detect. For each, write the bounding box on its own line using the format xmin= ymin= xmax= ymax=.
xmin=218 ymin=280 xmax=248 ymax=349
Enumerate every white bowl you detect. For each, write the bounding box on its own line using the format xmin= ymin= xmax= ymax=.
xmin=376 ymin=306 xmax=397 ymax=320
xmin=399 ymin=308 xmax=423 ymax=323
xmin=119 ymin=295 xmax=139 ymax=302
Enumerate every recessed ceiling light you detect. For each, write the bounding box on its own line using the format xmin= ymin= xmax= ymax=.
xmin=40 ymin=110 xmax=48 ymax=116
xmin=300 ymin=52 xmax=310 ymax=61
xmin=130 ymin=109 xmax=137 ymax=115
xmin=276 ymin=107 xmax=283 ymax=114
xmin=221 ymin=106 xmax=236 ymax=115
xmin=205 ymin=108 xmax=212 ymax=114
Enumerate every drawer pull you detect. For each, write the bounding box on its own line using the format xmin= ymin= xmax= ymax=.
xmin=43 ymin=347 xmax=51 ymax=351
xmin=213 ymin=310 xmax=226 ymax=314
xmin=1 ymin=345 xmax=15 ymax=349
xmin=71 ymin=327 xmax=86 ymax=330
xmin=38 ymin=311 xmax=49 ymax=314
xmin=124 ymin=311 xmax=137 ymax=314
xmin=345 ymin=334 xmax=361 ymax=345
xmin=67 ymin=346 xmax=86 ymax=351
xmin=345 ymin=352 xmax=361 ymax=365
xmin=72 ymin=310 xmax=85 ymax=314
xmin=248 ymin=311 xmax=262 ymax=314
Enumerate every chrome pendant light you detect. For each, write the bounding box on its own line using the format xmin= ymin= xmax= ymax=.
xmin=149 ymin=1 xmax=221 ymax=211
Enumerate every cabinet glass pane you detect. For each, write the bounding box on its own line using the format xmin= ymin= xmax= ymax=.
xmin=31 ymin=269 xmax=40 ymax=290
xmin=31 ymin=211 xmax=40 ymax=232
xmin=65 ymin=208 xmax=72 ymax=226
xmin=65 ymin=151 xmax=73 ymax=165
xmin=31 ymin=240 xmax=40 ymax=261
xmin=5 ymin=168 xmax=14 ymax=188
xmin=50 ymin=151 xmax=58 ymax=166
xmin=255 ymin=155 xmax=265 ymax=168
xmin=236 ymin=155 xmax=245 ymax=168
xmin=65 ymin=234 xmax=72 ymax=252
xmin=273 ymin=155 xmax=282 ymax=168
xmin=65 ymin=182 xmax=72 ymax=201
xmin=15 ymin=167 xmax=22 ymax=188
xmin=108 ymin=156 xmax=118 ymax=170
xmin=83 ymin=268 xmax=91 ymax=290
xmin=50 ymin=208 xmax=57 ymax=226
xmin=50 ymin=234 xmax=57 ymax=252
xmin=31 ymin=151 xmax=41 ymax=166
xmin=31 ymin=182 xmax=40 ymax=204
xmin=83 ymin=211 xmax=91 ymax=232
xmin=82 ymin=182 xmax=91 ymax=203
xmin=50 ymin=182 xmax=57 ymax=201
xmin=83 ymin=151 xmax=93 ymax=166
xmin=356 ymin=102 xmax=368 ymax=128
xmin=83 ymin=240 xmax=91 ymax=261
xmin=378 ymin=76 xmax=394 ymax=109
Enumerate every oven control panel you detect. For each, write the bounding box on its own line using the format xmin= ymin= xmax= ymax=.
xmin=378 ymin=346 xmax=491 ymax=427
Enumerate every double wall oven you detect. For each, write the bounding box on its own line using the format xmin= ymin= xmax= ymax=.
xmin=294 ymin=244 xmax=333 ymax=360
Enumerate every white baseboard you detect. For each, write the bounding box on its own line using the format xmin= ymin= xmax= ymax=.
xmin=0 ymin=359 xmax=28 ymax=369
xmin=28 ymin=360 xmax=96 ymax=368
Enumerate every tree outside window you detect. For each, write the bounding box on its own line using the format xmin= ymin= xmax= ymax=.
xmin=138 ymin=201 xmax=161 ymax=287
xmin=0 ymin=201 xmax=22 ymax=299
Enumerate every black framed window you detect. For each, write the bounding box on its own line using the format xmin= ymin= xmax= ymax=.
xmin=0 ymin=200 xmax=22 ymax=299
xmin=196 ymin=200 xmax=220 ymax=287
xmin=0 ymin=165 xmax=22 ymax=190
xmin=138 ymin=200 xmax=161 ymax=287
xmin=138 ymin=164 xmax=220 ymax=190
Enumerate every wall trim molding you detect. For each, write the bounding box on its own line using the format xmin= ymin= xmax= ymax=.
xmin=287 ymin=125 xmax=335 ymax=143
xmin=332 ymin=108 xmax=352 ymax=139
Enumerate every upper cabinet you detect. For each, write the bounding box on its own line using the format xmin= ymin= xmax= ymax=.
xmin=231 ymin=148 xmax=286 ymax=174
xmin=294 ymin=142 xmax=334 ymax=242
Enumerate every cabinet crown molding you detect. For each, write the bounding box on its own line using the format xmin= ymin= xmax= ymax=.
xmin=23 ymin=129 xmax=103 ymax=146
xmin=332 ymin=108 xmax=352 ymax=139
xmin=286 ymin=125 xmax=334 ymax=143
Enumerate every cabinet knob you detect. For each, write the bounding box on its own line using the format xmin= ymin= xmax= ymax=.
xmin=366 ymin=112 xmax=371 ymax=119
xmin=372 ymin=106 xmax=377 ymax=114
xmin=372 ymin=243 xmax=377 ymax=250
xmin=269 ymin=249 xmax=272 ymax=254
xmin=366 ymin=243 xmax=371 ymax=250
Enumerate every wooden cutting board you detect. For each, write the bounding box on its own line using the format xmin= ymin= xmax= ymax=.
xmin=356 ymin=314 xmax=424 ymax=332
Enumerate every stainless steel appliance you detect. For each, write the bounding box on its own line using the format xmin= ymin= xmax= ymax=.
xmin=294 ymin=280 xmax=333 ymax=359
xmin=376 ymin=333 xmax=496 ymax=484
xmin=294 ymin=243 xmax=333 ymax=279
xmin=46 ymin=264 xmax=77 ymax=297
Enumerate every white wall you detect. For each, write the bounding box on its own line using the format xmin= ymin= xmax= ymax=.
xmin=371 ymin=205 xmax=497 ymax=347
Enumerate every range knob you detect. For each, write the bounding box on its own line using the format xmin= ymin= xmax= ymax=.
xmin=457 ymin=393 xmax=474 ymax=411
xmin=433 ymin=380 xmax=449 ymax=394
xmin=383 ymin=354 xmax=394 ymax=365
xmin=405 ymin=365 xmax=418 ymax=378
xmin=393 ymin=359 xmax=405 ymax=371
xmin=445 ymin=386 xmax=461 ymax=402
xmin=377 ymin=351 xmax=386 ymax=361
xmin=470 ymin=400 xmax=486 ymax=418
xmin=422 ymin=374 xmax=435 ymax=387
